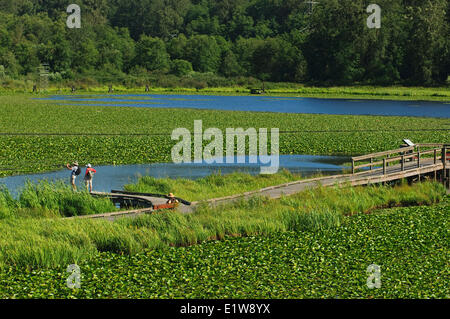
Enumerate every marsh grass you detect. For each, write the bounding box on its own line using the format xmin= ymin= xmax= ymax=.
xmin=0 ymin=180 xmax=116 ymax=218
xmin=0 ymin=186 xmax=16 ymax=219
xmin=0 ymin=181 xmax=445 ymax=268
xmin=124 ymin=170 xmax=306 ymax=201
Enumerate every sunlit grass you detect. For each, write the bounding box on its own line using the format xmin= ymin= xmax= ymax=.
xmin=0 ymin=180 xmax=116 ymax=219
xmin=0 ymin=181 xmax=445 ymax=268
xmin=124 ymin=170 xmax=306 ymax=201
xmin=2 ymin=199 xmax=447 ymax=298
xmin=1 ymin=85 xmax=449 ymax=101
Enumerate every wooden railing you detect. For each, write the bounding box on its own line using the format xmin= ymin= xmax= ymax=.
xmin=351 ymin=143 xmax=449 ymax=175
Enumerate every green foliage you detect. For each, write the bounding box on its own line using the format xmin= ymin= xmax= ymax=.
xmin=252 ymin=37 xmax=306 ymax=82
xmin=170 ymin=59 xmax=193 ymax=77
xmin=124 ymin=170 xmax=299 ymax=201
xmin=0 ymin=182 xmax=445 ymax=267
xmin=0 ymin=195 xmax=448 ymax=298
xmin=185 ymin=35 xmax=222 ymax=73
xmin=0 ymin=186 xmax=15 ymax=219
xmin=0 ymin=180 xmax=116 ymax=218
xmin=0 ymin=0 xmax=448 ymax=85
xmin=135 ymin=36 xmax=170 ymax=72
xmin=0 ymin=94 xmax=448 ymax=177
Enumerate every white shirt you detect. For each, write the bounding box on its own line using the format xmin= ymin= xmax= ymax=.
xmin=71 ymin=166 xmax=79 ymax=176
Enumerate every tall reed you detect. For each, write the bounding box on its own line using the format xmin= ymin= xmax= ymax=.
xmin=0 ymin=181 xmax=445 ymax=268
xmin=124 ymin=170 xmax=301 ymax=201
xmin=0 ymin=180 xmax=116 ymax=218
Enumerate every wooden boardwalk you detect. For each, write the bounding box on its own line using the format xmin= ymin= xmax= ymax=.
xmin=69 ymin=143 xmax=449 ymax=220
xmin=65 ymin=191 xmax=180 ymax=221
xmin=180 ymin=143 xmax=449 ymax=212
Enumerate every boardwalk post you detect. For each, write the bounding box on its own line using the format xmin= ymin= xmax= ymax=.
xmin=76 ymin=143 xmax=447 ymax=220
xmin=433 ymin=148 xmax=438 ymax=181
xmin=417 ymin=151 xmax=421 ymax=168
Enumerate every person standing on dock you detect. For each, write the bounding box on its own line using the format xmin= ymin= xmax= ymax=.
xmin=84 ymin=164 xmax=97 ymax=192
xmin=66 ymin=161 xmax=80 ymax=191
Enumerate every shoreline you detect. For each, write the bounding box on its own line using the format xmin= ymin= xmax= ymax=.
xmin=1 ymin=85 xmax=449 ymax=102
xmin=0 ymin=92 xmax=447 ymax=178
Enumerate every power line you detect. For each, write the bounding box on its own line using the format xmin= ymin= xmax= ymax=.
xmin=0 ymin=128 xmax=448 ymax=137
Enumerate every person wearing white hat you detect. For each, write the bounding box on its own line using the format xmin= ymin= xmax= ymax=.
xmin=84 ymin=164 xmax=97 ymax=192
xmin=66 ymin=161 xmax=80 ymax=191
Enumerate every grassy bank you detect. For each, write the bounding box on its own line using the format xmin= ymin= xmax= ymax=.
xmin=0 ymin=181 xmax=116 ymax=219
xmin=0 ymin=194 xmax=448 ymax=298
xmin=0 ymin=94 xmax=448 ymax=177
xmin=124 ymin=170 xmax=307 ymax=201
xmin=1 ymin=84 xmax=449 ymax=101
xmin=0 ymin=181 xmax=445 ymax=268
xmin=0 ymin=171 xmax=305 ymax=217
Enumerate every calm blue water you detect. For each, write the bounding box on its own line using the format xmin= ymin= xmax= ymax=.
xmin=37 ymin=94 xmax=450 ymax=118
xmin=0 ymin=155 xmax=348 ymax=196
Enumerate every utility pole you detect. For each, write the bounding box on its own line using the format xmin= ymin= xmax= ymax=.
xmin=305 ymin=0 xmax=319 ymax=15
xmin=299 ymin=1 xmax=319 ymax=32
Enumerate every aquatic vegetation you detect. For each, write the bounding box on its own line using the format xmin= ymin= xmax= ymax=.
xmin=0 ymin=195 xmax=448 ymax=298
xmin=0 ymin=95 xmax=448 ymax=177
xmin=0 ymin=180 xmax=116 ymax=218
xmin=0 ymin=182 xmax=445 ymax=268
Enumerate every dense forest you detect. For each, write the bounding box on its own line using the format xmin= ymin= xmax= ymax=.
xmin=0 ymin=0 xmax=449 ymax=87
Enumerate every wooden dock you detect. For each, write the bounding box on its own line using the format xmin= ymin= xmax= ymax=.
xmin=176 ymin=143 xmax=449 ymax=212
xmin=68 ymin=143 xmax=449 ymax=220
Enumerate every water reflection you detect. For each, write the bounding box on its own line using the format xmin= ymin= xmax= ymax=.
xmin=37 ymin=94 xmax=450 ymax=118
xmin=0 ymin=155 xmax=349 ymax=196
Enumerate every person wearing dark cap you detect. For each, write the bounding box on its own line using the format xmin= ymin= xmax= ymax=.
xmin=66 ymin=161 xmax=80 ymax=191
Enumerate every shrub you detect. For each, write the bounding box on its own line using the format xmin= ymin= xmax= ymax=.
xmin=170 ymin=59 xmax=193 ymax=77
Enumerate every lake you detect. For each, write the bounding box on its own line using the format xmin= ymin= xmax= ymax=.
xmin=37 ymin=94 xmax=450 ymax=118
xmin=0 ymin=155 xmax=349 ymax=196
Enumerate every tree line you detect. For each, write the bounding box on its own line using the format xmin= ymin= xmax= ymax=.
xmin=0 ymin=0 xmax=448 ymax=86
